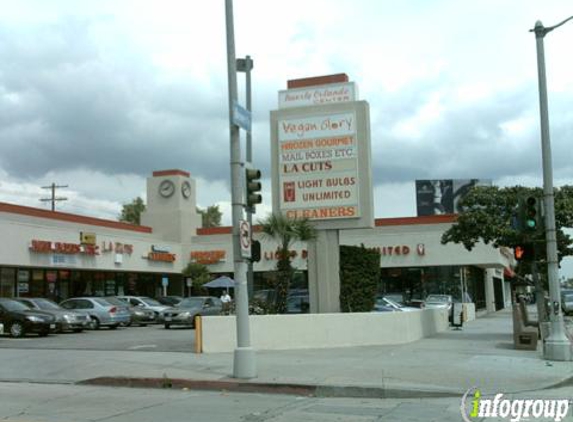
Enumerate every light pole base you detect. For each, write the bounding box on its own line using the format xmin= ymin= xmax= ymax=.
xmin=544 ymin=336 xmax=572 ymax=361
xmin=233 ymin=346 xmax=257 ymax=379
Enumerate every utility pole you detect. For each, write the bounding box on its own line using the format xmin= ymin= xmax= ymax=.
xmin=225 ymin=0 xmax=257 ymax=378
xmin=40 ymin=183 xmax=68 ymax=211
xmin=531 ymin=17 xmax=573 ymax=361
xmin=237 ymin=55 xmax=254 ymax=297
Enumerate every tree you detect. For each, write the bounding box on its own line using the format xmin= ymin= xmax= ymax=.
xmin=197 ymin=205 xmax=222 ymax=228
xmin=259 ymin=213 xmax=317 ymax=313
xmin=440 ymin=185 xmax=573 ymax=262
xmin=441 ymin=185 xmax=573 ymax=324
xmin=182 ymin=262 xmax=211 ymax=295
xmin=119 ymin=197 xmax=146 ymax=225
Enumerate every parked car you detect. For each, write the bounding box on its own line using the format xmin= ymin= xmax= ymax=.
xmin=253 ymin=289 xmax=276 ymax=305
xmin=15 ymin=297 xmax=91 ymax=333
xmin=383 ymin=293 xmax=406 ymax=305
xmin=424 ymin=294 xmax=453 ymax=311
xmin=374 ymin=296 xmax=420 ymax=312
xmin=162 ymin=297 xmax=223 ymax=328
xmin=116 ymin=296 xmax=170 ymax=321
xmin=59 ymin=297 xmax=130 ymax=329
xmin=372 ymin=303 xmax=398 ymax=312
xmin=104 ymin=296 xmax=156 ymax=327
xmin=0 ymin=298 xmax=56 ymax=338
xmin=562 ymin=293 xmax=573 ymax=316
xmin=286 ymin=295 xmax=310 ymax=314
xmin=156 ymin=296 xmax=183 ymax=307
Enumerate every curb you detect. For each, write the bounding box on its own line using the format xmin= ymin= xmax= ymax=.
xmin=77 ymin=376 xmax=459 ymax=399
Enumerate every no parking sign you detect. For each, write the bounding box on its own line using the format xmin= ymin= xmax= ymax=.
xmin=239 ymin=220 xmax=251 ymax=259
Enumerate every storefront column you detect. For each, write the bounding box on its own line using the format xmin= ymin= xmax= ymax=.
xmin=484 ymin=269 xmax=496 ymax=313
xmin=307 ymin=230 xmax=340 ymax=313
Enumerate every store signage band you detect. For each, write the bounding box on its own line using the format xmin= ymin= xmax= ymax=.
xmin=29 ymin=240 xmax=98 ymax=256
xmin=190 ymin=250 xmax=226 ymax=265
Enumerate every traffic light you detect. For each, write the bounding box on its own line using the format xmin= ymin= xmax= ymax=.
xmin=245 ymin=167 xmax=262 ymax=211
xmin=514 ymin=244 xmax=535 ymax=262
xmin=518 ymin=195 xmax=543 ymax=235
xmin=251 ymin=240 xmax=261 ymax=262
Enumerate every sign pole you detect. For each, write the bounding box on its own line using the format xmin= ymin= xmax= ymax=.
xmin=224 ymin=0 xmax=256 ymax=378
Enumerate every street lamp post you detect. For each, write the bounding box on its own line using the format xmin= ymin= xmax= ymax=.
xmin=531 ymin=17 xmax=573 ymax=361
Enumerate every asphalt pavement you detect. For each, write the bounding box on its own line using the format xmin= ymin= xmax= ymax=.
xmin=1 ymin=307 xmax=572 ymax=399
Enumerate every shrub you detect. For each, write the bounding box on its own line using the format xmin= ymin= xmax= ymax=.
xmin=339 ymin=244 xmax=381 ymax=312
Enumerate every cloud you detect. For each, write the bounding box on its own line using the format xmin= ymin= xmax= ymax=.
xmin=0 ymin=1 xmax=572 ymax=272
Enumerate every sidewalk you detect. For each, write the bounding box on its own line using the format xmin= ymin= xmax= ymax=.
xmin=1 ymin=308 xmax=572 ymax=398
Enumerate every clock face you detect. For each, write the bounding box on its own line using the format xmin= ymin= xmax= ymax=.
xmin=181 ymin=181 xmax=192 ymax=199
xmin=159 ymin=180 xmax=175 ymax=198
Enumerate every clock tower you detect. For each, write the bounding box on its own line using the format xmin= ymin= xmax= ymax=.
xmin=140 ymin=169 xmax=201 ymax=243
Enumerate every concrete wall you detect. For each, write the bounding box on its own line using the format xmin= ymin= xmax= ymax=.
xmin=201 ymin=309 xmax=448 ymax=353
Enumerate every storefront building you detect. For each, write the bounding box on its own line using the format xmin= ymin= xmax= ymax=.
xmin=0 ymin=170 xmax=513 ymax=312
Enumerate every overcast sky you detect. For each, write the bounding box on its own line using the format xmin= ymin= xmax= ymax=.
xmin=1 ymin=1 xmax=572 ymax=276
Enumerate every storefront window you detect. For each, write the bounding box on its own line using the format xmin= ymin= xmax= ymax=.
xmin=30 ymin=270 xmax=45 ymax=297
xmin=380 ymin=265 xmax=486 ymax=308
xmin=0 ymin=268 xmax=16 ymax=298
xmin=59 ymin=270 xmax=70 ymax=301
xmin=46 ymin=270 xmax=58 ymax=301
xmin=93 ymin=273 xmax=105 ymax=296
xmin=104 ymin=273 xmax=116 ymax=296
xmin=17 ymin=269 xmax=30 ymax=297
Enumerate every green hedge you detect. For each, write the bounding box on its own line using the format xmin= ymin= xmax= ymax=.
xmin=340 ymin=244 xmax=381 ymax=312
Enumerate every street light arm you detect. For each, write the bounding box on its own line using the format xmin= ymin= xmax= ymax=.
xmin=530 ymin=16 xmax=573 ymax=36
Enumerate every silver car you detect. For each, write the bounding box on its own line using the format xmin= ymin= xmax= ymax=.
xmin=424 ymin=294 xmax=453 ymax=311
xmin=162 ymin=297 xmax=222 ymax=329
xmin=16 ymin=297 xmax=91 ymax=333
xmin=116 ymin=296 xmax=170 ymax=321
xmin=59 ymin=297 xmax=130 ymax=329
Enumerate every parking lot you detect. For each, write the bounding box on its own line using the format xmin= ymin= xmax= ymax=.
xmin=0 ymin=324 xmax=197 ymax=353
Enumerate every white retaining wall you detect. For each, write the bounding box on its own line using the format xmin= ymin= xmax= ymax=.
xmin=201 ymin=309 xmax=449 ymax=353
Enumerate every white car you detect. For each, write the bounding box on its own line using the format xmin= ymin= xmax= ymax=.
xmin=424 ymin=294 xmax=453 ymax=311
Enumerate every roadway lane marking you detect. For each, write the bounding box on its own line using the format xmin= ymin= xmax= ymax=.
xmin=128 ymin=344 xmax=158 ymax=350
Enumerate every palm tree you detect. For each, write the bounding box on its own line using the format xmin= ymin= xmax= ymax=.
xmin=197 ymin=205 xmax=223 ymax=228
xmin=259 ymin=213 xmax=316 ymax=313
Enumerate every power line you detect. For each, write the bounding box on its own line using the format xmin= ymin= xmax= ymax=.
xmin=40 ymin=183 xmax=68 ymax=211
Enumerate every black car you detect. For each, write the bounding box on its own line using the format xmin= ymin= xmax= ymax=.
xmin=0 ymin=298 xmax=56 ymax=338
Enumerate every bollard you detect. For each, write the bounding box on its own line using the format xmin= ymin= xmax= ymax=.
xmin=194 ymin=315 xmax=202 ymax=354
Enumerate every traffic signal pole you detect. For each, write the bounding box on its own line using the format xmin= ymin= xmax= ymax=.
xmin=237 ymin=56 xmax=255 ymax=298
xmin=225 ymin=0 xmax=257 ymax=378
xmin=532 ymin=19 xmax=572 ymax=361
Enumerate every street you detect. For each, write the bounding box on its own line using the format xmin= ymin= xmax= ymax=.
xmin=0 ymin=324 xmax=196 ymax=353
xmin=1 ymin=381 xmax=573 ymax=422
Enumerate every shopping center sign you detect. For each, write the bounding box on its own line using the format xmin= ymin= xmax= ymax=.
xmin=271 ymin=101 xmax=373 ymax=230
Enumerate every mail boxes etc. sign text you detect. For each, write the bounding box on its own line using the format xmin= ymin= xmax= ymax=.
xmin=278 ymin=112 xmax=360 ymax=220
